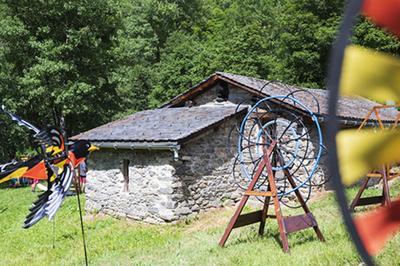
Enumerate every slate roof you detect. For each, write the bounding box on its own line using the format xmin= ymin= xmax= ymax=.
xmin=73 ymin=72 xmax=398 ymax=147
xmin=163 ymin=72 xmax=398 ymax=123
xmin=72 ymin=103 xmax=246 ymax=145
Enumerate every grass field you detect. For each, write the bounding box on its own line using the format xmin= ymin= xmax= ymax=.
xmin=1 ymin=183 xmax=400 ymax=265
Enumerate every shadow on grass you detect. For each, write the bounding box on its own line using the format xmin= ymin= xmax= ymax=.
xmin=287 ymin=230 xmax=320 ymax=247
xmin=224 ymin=226 xmax=320 ymax=250
xmin=0 ymin=207 xmax=7 ymax=214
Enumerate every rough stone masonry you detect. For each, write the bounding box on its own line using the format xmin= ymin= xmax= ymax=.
xmin=85 ymin=113 xmax=327 ymax=223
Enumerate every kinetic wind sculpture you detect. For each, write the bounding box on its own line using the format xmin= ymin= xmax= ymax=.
xmin=0 ymin=105 xmax=97 ymax=228
xmin=327 ymin=0 xmax=400 ymax=264
xmin=220 ymin=91 xmax=325 ymax=252
xmin=349 ymin=105 xmax=400 ymax=212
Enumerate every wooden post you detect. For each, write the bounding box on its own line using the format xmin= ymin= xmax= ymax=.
xmin=350 ymin=166 xmax=392 ymax=211
xmin=219 ymin=143 xmax=324 ymax=252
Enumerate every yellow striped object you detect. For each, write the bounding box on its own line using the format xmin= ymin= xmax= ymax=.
xmin=0 ymin=167 xmax=28 ymax=184
xmin=340 ymin=45 xmax=400 ymax=103
xmin=337 ymin=129 xmax=400 ymax=185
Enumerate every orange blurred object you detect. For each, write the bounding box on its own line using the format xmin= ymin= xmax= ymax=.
xmin=363 ymin=0 xmax=400 ymax=37
xmin=355 ymin=198 xmax=400 ymax=255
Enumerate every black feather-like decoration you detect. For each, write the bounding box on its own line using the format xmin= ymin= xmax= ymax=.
xmin=0 ymin=105 xmax=40 ymax=134
xmin=0 ymin=105 xmax=65 ymax=149
xmin=23 ymin=163 xmax=74 ymax=228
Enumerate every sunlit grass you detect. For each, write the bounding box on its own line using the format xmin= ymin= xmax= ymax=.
xmin=1 ymin=182 xmax=399 ymax=265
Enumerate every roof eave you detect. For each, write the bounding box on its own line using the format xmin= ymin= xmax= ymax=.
xmin=82 ymin=141 xmax=181 ymax=151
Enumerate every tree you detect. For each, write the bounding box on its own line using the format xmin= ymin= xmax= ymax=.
xmin=148 ymin=0 xmax=275 ymax=106
xmin=0 ymin=0 xmax=122 ymax=136
xmin=268 ymin=0 xmax=344 ymax=88
xmin=353 ymin=18 xmax=400 ymax=55
xmin=111 ymin=0 xmax=158 ymax=116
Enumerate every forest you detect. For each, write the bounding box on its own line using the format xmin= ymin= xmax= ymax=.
xmin=0 ymin=0 xmax=399 ymax=161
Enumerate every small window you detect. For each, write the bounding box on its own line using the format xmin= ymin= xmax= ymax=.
xmin=122 ymin=159 xmax=130 ymax=192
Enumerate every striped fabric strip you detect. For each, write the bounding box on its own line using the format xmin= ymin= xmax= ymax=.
xmin=340 ymin=45 xmax=400 ymax=103
xmin=337 ymin=128 xmax=400 ymax=185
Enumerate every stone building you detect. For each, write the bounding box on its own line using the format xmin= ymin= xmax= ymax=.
xmin=73 ymin=72 xmax=398 ymax=223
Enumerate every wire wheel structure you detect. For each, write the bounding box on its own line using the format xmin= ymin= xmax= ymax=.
xmin=231 ymin=94 xmax=324 ymax=208
xmin=220 ymin=92 xmax=325 ymax=252
xmin=327 ymin=0 xmax=400 ymax=265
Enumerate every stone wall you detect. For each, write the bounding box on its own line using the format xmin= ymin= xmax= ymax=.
xmin=195 ymin=84 xmax=254 ymax=106
xmin=195 ymin=84 xmax=329 ymax=190
xmin=85 ymin=115 xmax=245 ymax=223
xmin=86 ymin=150 xmax=179 ymax=223
xmin=172 ymin=113 xmax=244 ymax=213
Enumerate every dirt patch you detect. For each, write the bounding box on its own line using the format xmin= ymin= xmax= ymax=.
xmin=308 ymin=190 xmax=334 ymax=204
xmin=184 ymin=206 xmax=236 ymax=233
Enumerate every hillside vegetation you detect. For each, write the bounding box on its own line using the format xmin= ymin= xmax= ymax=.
xmin=1 ymin=0 xmax=400 ymax=161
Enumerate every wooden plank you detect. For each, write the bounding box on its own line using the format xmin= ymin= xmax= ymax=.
xmin=259 ymin=183 xmax=272 ymax=235
xmin=277 ymin=151 xmax=325 ymax=242
xmin=233 ymin=211 xmax=263 ymax=228
xmin=167 ymin=75 xmax=218 ymax=107
xmin=350 ymin=177 xmax=370 ymax=211
xmin=262 ymin=145 xmax=290 ymax=252
xmin=219 ymin=195 xmax=250 ymax=247
xmin=366 ymin=173 xmax=382 ymax=178
xmin=356 ymin=196 xmax=384 ymax=206
xmin=244 ymin=191 xmax=275 ymax=197
xmin=382 ymin=166 xmax=391 ymax=206
xmin=284 ymin=213 xmax=318 ymax=234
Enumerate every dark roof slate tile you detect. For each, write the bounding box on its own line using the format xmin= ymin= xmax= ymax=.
xmin=73 ymin=103 xmax=245 ymax=142
xmin=165 ymin=72 xmax=398 ymax=122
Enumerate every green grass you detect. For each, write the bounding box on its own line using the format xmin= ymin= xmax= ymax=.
xmin=1 ymin=183 xmax=400 ymax=265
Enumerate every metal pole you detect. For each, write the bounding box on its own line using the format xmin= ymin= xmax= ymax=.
xmin=74 ymin=176 xmax=89 ymax=266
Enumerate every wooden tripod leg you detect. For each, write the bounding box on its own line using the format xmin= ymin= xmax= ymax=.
xmin=287 ymin=173 xmax=325 ymax=242
xmin=219 ymin=194 xmax=250 ymax=247
xmin=273 ymin=192 xmax=289 ymax=252
xmin=220 ymin=142 xmax=278 ymax=247
xmin=382 ymin=167 xmax=391 ymax=206
xmin=350 ymin=177 xmax=370 ymax=211
xmin=219 ymin=158 xmax=268 ymax=247
xmin=258 ymin=184 xmax=271 ymax=236
xmin=263 ymin=155 xmax=289 ymax=252
xmin=277 ymin=152 xmax=325 ymax=242
xmin=260 ymin=154 xmax=276 ymax=236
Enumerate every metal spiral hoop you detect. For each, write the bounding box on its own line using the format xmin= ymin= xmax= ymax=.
xmin=231 ymin=94 xmax=323 ymax=207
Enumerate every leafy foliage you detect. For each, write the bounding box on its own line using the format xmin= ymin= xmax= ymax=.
xmin=0 ymin=0 xmax=122 ymax=159
xmin=1 ymin=0 xmax=399 ymax=161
